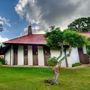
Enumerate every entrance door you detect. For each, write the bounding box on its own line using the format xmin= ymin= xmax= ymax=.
xmin=32 ymin=45 xmax=38 ymax=65
xmin=43 ymin=46 xmax=50 ymax=66
xmin=24 ymin=46 xmax=28 ymax=65
xmin=13 ymin=45 xmax=18 ymax=65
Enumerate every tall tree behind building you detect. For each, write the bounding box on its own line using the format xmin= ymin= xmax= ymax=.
xmin=68 ymin=17 xmax=90 ymax=32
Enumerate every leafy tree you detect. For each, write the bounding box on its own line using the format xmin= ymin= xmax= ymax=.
xmin=68 ymin=17 xmax=90 ymax=32
xmin=45 ymin=27 xmax=88 ymax=85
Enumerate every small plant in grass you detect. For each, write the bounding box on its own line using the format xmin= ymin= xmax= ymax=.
xmin=48 ymin=57 xmax=58 ymax=67
xmin=72 ymin=62 xmax=81 ymax=67
xmin=0 ymin=58 xmax=5 ymax=65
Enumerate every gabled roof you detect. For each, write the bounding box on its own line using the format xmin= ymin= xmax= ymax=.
xmin=4 ymin=32 xmax=90 ymax=45
xmin=4 ymin=34 xmax=47 ymax=45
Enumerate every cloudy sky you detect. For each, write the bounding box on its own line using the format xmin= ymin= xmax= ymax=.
xmin=0 ymin=0 xmax=90 ymax=41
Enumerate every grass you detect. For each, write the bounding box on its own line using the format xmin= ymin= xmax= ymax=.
xmin=0 ymin=66 xmax=90 ymax=90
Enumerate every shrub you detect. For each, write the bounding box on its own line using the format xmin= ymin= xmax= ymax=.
xmin=48 ymin=57 xmax=58 ymax=66
xmin=72 ymin=62 xmax=81 ymax=67
xmin=0 ymin=58 xmax=5 ymax=65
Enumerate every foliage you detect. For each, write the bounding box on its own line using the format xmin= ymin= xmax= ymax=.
xmin=72 ymin=62 xmax=81 ymax=67
xmin=63 ymin=29 xmax=88 ymax=47
xmin=0 ymin=43 xmax=5 ymax=47
xmin=0 ymin=58 xmax=5 ymax=65
xmin=45 ymin=27 xmax=63 ymax=49
xmin=46 ymin=27 xmax=87 ymax=49
xmin=46 ymin=27 xmax=88 ymax=66
xmin=68 ymin=17 xmax=90 ymax=32
xmin=48 ymin=57 xmax=58 ymax=66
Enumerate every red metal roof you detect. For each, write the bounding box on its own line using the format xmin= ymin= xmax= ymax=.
xmin=4 ymin=32 xmax=90 ymax=45
xmin=80 ymin=32 xmax=90 ymax=38
xmin=4 ymin=34 xmax=47 ymax=45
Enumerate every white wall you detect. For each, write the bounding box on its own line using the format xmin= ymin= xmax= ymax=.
xmin=60 ymin=52 xmax=67 ymax=67
xmin=5 ymin=45 xmax=13 ymax=65
xmin=50 ymin=49 xmax=66 ymax=67
xmin=18 ymin=45 xmax=24 ymax=65
xmin=10 ymin=46 xmax=13 ymax=65
xmin=83 ymin=45 xmax=87 ymax=54
xmin=38 ymin=46 xmax=44 ymax=66
xmin=50 ymin=48 xmax=80 ymax=67
xmin=28 ymin=46 xmax=33 ymax=65
xmin=50 ymin=49 xmax=60 ymax=58
xmin=5 ymin=45 xmax=80 ymax=67
xmin=68 ymin=48 xmax=80 ymax=67
xmin=5 ymin=49 xmax=10 ymax=65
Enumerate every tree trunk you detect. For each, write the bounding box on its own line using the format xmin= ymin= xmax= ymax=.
xmin=45 ymin=46 xmax=72 ymax=85
xmin=64 ymin=50 xmax=68 ymax=67
xmin=44 ymin=64 xmax=60 ymax=85
xmin=51 ymin=64 xmax=60 ymax=84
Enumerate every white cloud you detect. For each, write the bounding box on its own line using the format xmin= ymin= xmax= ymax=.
xmin=15 ymin=0 xmax=42 ymax=22
xmin=0 ymin=36 xmax=8 ymax=43
xmin=0 ymin=16 xmax=11 ymax=27
xmin=15 ymin=0 xmax=28 ymax=17
xmin=15 ymin=0 xmax=48 ymax=30
xmin=15 ymin=0 xmax=90 ymax=30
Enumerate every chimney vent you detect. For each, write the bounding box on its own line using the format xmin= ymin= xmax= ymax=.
xmin=28 ymin=25 xmax=32 ymax=35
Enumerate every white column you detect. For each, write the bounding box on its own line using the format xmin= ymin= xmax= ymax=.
xmin=38 ymin=46 xmax=44 ymax=66
xmin=5 ymin=49 xmax=10 ymax=65
xmin=10 ymin=45 xmax=13 ymax=65
xmin=28 ymin=46 xmax=33 ymax=65
xmin=18 ymin=45 xmax=24 ymax=65
xmin=83 ymin=45 xmax=87 ymax=54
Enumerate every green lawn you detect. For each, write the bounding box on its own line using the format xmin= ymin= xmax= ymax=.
xmin=0 ymin=66 xmax=90 ymax=90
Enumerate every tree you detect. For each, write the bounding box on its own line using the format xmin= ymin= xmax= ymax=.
xmin=68 ymin=17 xmax=90 ymax=32
xmin=45 ymin=27 xmax=88 ymax=85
